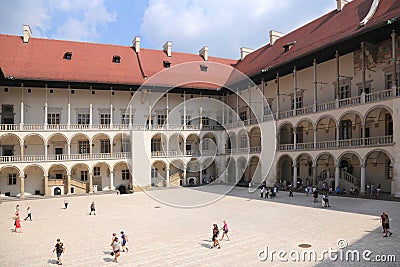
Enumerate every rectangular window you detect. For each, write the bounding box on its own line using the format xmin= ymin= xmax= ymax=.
xmin=77 ymin=113 xmax=90 ymax=125
xmin=121 ymin=114 xmax=130 ymax=125
xmin=81 ymin=171 xmax=88 ymax=181
xmin=239 ymin=111 xmax=247 ymax=121
xmin=122 ymin=169 xmax=130 ymax=180
xmin=339 ymin=84 xmax=350 ymax=99
xmin=122 ymin=140 xmax=131 ymax=152
xmin=240 ymin=135 xmax=247 ymax=148
xmin=202 ymin=117 xmax=210 ymax=126
xmin=93 ymin=167 xmax=100 ymax=176
xmin=181 ymin=115 xmax=191 ymax=125
xmin=100 ymin=140 xmax=110 ymax=153
xmin=78 ymin=141 xmax=90 ymax=154
xmin=157 ymin=114 xmax=166 ymax=125
xmin=151 ymin=139 xmax=161 ymax=152
xmin=8 ymin=174 xmax=17 ymax=185
xmin=385 ymin=114 xmax=393 ymax=136
xmin=291 ymin=96 xmax=303 ymax=109
xmin=151 ymin=168 xmax=158 ymax=178
xmin=339 ymin=120 xmax=352 ymax=140
xmin=100 ymin=113 xmax=111 ymax=125
xmin=296 ymin=127 xmax=304 ymax=143
xmin=48 ymin=113 xmax=60 ymax=125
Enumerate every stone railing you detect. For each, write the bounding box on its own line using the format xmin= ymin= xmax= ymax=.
xmin=0 ymin=152 xmax=131 ymax=163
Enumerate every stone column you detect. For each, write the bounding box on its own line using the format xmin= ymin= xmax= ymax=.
xmin=199 ymin=163 xmax=203 ymax=185
xmin=165 ymin=167 xmax=170 ymax=187
xmin=312 ymin=164 xmax=317 ymax=186
xmin=20 ymin=87 xmax=24 ymax=127
xmin=20 ymin=145 xmax=24 ymax=160
xmin=19 ymin=175 xmax=25 ymax=198
xmin=360 ymin=164 xmax=366 ymax=194
xmin=89 ymin=141 xmax=93 ymax=160
xmin=293 ymin=127 xmax=297 ymax=149
xmin=67 ymin=142 xmax=71 ymax=160
xmin=110 ymin=171 xmax=114 ymax=190
xmin=89 ymin=172 xmax=93 ymax=193
xmin=313 ymin=127 xmax=317 ymax=149
xmin=44 ymin=175 xmax=49 ymax=196
xmin=293 ymin=161 xmax=298 ymax=188
xmin=335 ymin=164 xmax=340 ymax=189
xmin=67 ymin=89 xmax=71 ymax=129
xmin=89 ymin=103 xmax=93 ymax=129
xmin=67 ymin=174 xmax=71 ymax=194
xmin=183 ymin=167 xmax=187 ymax=186
xmin=313 ymin=59 xmax=318 ymax=112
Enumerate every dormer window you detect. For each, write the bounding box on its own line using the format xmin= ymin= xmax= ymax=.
xmin=113 ymin=55 xmax=121 ymax=64
xmin=64 ymin=52 xmax=72 ymax=60
xmin=200 ymin=64 xmax=208 ymax=72
xmin=163 ymin=60 xmax=171 ymax=68
xmin=283 ymin=41 xmax=296 ymax=52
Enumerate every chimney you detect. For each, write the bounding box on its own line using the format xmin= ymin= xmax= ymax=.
xmin=23 ymin=25 xmax=32 ymax=43
xmin=337 ymin=0 xmax=352 ymax=12
xmin=240 ymin=47 xmax=254 ymax=60
xmin=269 ymin=30 xmax=284 ymax=46
xmin=132 ymin=36 xmax=140 ymax=53
xmin=163 ymin=41 xmax=172 ymax=57
xmin=199 ymin=46 xmax=208 ymax=61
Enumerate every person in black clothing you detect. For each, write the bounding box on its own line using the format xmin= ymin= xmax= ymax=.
xmin=313 ymin=190 xmax=318 ymax=203
xmin=52 ymin=238 xmax=65 ymax=265
xmin=289 ymin=187 xmax=294 ymax=197
xmin=211 ymin=224 xmax=220 ymax=249
xmin=89 ymin=201 xmax=96 ymax=215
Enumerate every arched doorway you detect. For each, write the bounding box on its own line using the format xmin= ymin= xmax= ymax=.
xmin=365 ymin=150 xmax=393 ymax=194
xmin=316 ymin=153 xmax=335 ymax=188
xmin=338 ymin=152 xmax=361 ymax=189
xmin=117 ymin=185 xmax=126 ymax=194
xmin=54 ymin=187 xmax=62 ymax=195
xmin=24 ymin=165 xmax=45 ymax=195
xmin=296 ymin=153 xmax=313 ymax=187
xmin=169 ymin=159 xmax=185 ymax=186
xmin=277 ymin=155 xmax=293 ymax=187
xmin=151 ymin=160 xmax=167 ymax=187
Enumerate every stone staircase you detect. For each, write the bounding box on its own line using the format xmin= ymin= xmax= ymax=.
xmin=169 ymin=172 xmax=181 ymax=186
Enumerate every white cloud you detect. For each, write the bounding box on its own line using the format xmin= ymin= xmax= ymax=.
xmin=0 ymin=0 xmax=115 ymax=42
xmin=141 ymin=0 xmax=336 ymax=59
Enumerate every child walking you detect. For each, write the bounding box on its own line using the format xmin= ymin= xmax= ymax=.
xmin=24 ymin=207 xmax=32 ymax=221
xmin=220 ymin=220 xmax=230 ymax=241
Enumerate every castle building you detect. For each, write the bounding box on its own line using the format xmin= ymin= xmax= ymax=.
xmin=1 ymin=0 xmax=400 ymax=197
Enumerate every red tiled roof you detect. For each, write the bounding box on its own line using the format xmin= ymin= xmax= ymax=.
xmin=235 ymin=0 xmax=400 ymax=77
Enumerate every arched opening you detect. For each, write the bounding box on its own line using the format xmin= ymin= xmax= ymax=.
xmin=278 ymin=123 xmax=294 ymax=144
xmin=316 ymin=116 xmax=337 ymax=147
xmin=169 ymin=134 xmax=184 ymax=156
xmin=201 ymin=133 xmax=217 ymax=156
xmin=169 ymin=159 xmax=185 ymax=186
xmin=151 ymin=160 xmax=167 ymax=187
xmin=338 ymin=152 xmax=361 ymax=190
xmin=202 ymin=158 xmax=217 ymax=184
xmin=227 ymin=132 xmax=236 ymax=151
xmin=24 ymin=165 xmax=45 ymax=196
xmin=117 ymin=185 xmax=126 ymax=194
xmin=249 ymin=156 xmax=261 ymax=184
xmin=296 ymin=153 xmax=313 ymax=187
xmin=0 ymin=134 xmax=21 ymax=161
xmin=151 ymin=133 xmax=167 ymax=157
xmin=249 ymin=126 xmax=261 ymax=151
xmin=70 ymin=133 xmax=90 ymax=159
xmin=276 ymin=155 xmax=293 ymax=187
xmin=365 ymin=107 xmax=393 ymax=145
xmin=316 ymin=153 xmax=335 ymax=188
xmin=54 ymin=187 xmax=62 ymax=195
xmin=114 ymin=161 xmax=131 ymax=192
xmin=187 ymin=159 xmax=200 ymax=186
xmin=47 ymin=134 xmax=68 ymax=160
xmin=0 ymin=166 xmax=21 ymax=196
xmin=296 ymin=120 xmax=314 ymax=147
xmin=226 ymin=157 xmax=236 ymax=183
xmin=113 ymin=133 xmax=131 ymax=155
xmin=92 ymin=162 xmax=111 ymax=191
xmin=48 ymin=164 xmax=67 ymax=195
xmin=186 ymin=134 xmax=200 ymax=157
xmin=237 ymin=157 xmax=248 ymax=186
xmin=92 ymin=133 xmax=111 ymax=158
xmin=71 ymin=163 xmax=90 ymax=193
xmin=238 ymin=130 xmax=249 ymax=153
xmin=23 ymin=134 xmax=45 ymax=161
xmin=365 ymin=150 xmax=393 ymax=194
xmin=338 ymin=112 xmax=362 ymax=146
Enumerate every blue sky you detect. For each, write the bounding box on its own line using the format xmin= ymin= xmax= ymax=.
xmin=0 ymin=0 xmax=337 ymax=59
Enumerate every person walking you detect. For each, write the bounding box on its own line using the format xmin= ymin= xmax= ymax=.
xmin=220 ymin=220 xmax=230 ymax=241
xmin=15 ymin=205 xmax=20 ymax=217
xmin=52 ymin=238 xmax=65 ymax=265
xmin=380 ymin=212 xmax=386 ymax=233
xmin=269 ymin=188 xmax=274 ymax=199
xmin=111 ymin=237 xmax=121 ymax=262
xmin=14 ymin=215 xmax=22 ymax=233
xmin=260 ymin=186 xmax=265 ymax=198
xmin=313 ymin=190 xmax=318 ymax=203
xmin=120 ymin=231 xmax=129 ymax=252
xmin=211 ymin=224 xmax=220 ymax=249
xmin=89 ymin=201 xmax=96 ymax=215
xmin=289 ymin=187 xmax=293 ymax=197
xmin=64 ymin=199 xmax=69 ymax=209
xmin=324 ymin=193 xmax=330 ymax=207
xmin=24 ymin=207 xmax=32 ymax=221
xmin=383 ymin=212 xmax=393 ymax=237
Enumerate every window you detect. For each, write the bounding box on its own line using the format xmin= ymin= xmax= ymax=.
xmin=239 ymin=110 xmax=247 ymax=121
xmin=113 ymin=55 xmax=121 ymax=63
xmin=240 ymin=134 xmax=247 ymax=148
xmin=8 ymin=174 xmax=16 ymax=185
xmin=339 ymin=84 xmax=350 ymax=99
xmin=291 ymin=95 xmax=303 ymax=109
xmin=339 ymin=120 xmax=352 ymax=140
xmin=100 ymin=113 xmax=111 ymax=125
xmin=151 ymin=168 xmax=158 ymax=178
xmin=122 ymin=169 xmax=130 ymax=180
xmin=157 ymin=114 xmax=166 ymax=125
xmin=64 ymin=52 xmax=72 ymax=60
xmin=48 ymin=113 xmax=60 ymax=124
xmin=151 ymin=139 xmax=161 ymax=152
xmin=385 ymin=114 xmax=393 ymax=135
xmin=181 ymin=115 xmax=191 ymax=125
xmin=121 ymin=114 xmax=130 ymax=125
xmin=202 ymin=139 xmax=209 ymax=150
xmin=200 ymin=64 xmax=208 ymax=72
xmin=122 ymin=140 xmax=131 ymax=152
xmin=81 ymin=171 xmax=88 ymax=181
xmin=100 ymin=140 xmax=110 ymax=153
xmin=93 ymin=167 xmax=100 ymax=176
xmin=296 ymin=127 xmax=303 ymax=143
xmin=202 ymin=117 xmax=210 ymax=126
xmin=163 ymin=61 xmax=171 ymax=68
xmin=77 ymin=113 xmax=90 ymax=125
xmin=78 ymin=141 xmax=90 ymax=154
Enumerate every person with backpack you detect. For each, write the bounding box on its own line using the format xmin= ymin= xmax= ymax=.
xmin=111 ymin=237 xmax=121 ymax=262
xmin=52 ymin=238 xmax=65 ymax=265
xmin=120 ymin=231 xmax=129 ymax=252
xmin=89 ymin=201 xmax=96 ymax=215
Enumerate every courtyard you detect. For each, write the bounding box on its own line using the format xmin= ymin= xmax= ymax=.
xmin=0 ymin=186 xmax=399 ymax=266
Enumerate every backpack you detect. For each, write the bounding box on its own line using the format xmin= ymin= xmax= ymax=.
xmin=58 ymin=242 xmax=64 ymax=252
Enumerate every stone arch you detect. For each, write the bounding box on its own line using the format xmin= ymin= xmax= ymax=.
xmin=278 ymin=122 xmax=294 ymax=144
xmin=316 ymin=115 xmax=337 ymax=143
xmin=23 ymin=164 xmax=45 ymax=195
xmin=151 ymin=160 xmax=167 ymax=187
xmin=249 ymin=126 xmax=261 ymax=148
xmin=276 ymin=154 xmax=293 ymax=186
xmin=364 ymin=149 xmax=393 ymax=193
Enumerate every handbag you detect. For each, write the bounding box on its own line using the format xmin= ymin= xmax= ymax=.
xmin=110 ymin=251 xmax=114 ymax=256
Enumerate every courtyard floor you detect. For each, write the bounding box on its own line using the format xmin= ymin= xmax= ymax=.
xmin=0 ymin=186 xmax=399 ymax=266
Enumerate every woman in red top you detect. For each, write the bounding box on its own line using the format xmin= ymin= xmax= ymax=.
xmin=15 ymin=216 xmax=22 ymax=233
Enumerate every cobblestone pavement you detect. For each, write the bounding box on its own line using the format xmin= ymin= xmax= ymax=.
xmin=0 ymin=186 xmax=399 ymax=266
